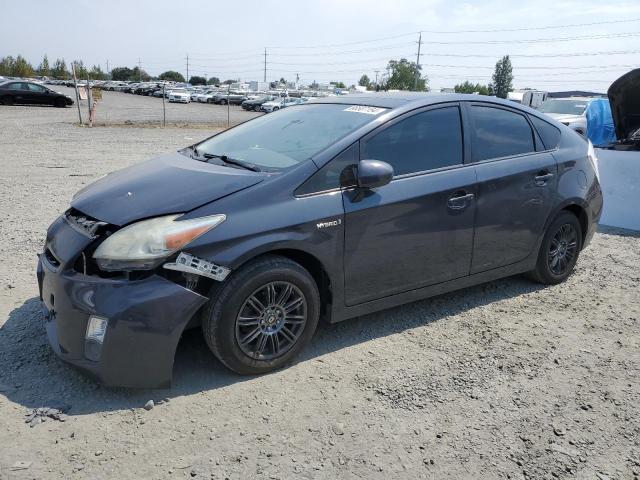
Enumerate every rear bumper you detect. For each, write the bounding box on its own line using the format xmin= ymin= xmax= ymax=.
xmin=37 ymin=225 xmax=207 ymax=388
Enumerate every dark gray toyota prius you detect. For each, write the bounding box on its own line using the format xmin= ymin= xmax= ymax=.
xmin=38 ymin=93 xmax=603 ymax=388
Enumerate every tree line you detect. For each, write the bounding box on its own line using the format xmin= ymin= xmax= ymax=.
xmin=1 ymin=53 xmax=513 ymax=97
xmin=357 ymin=55 xmax=514 ymax=99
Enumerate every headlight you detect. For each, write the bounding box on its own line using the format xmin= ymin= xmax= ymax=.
xmin=93 ymin=214 xmax=225 ymax=271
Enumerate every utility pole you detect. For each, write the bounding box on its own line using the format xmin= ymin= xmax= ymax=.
xmin=138 ymin=58 xmax=142 ymax=82
xmin=106 ymin=59 xmax=109 ymax=76
xmin=263 ymin=48 xmax=267 ymax=83
xmin=374 ymin=70 xmax=379 ymax=85
xmin=186 ymin=54 xmax=189 ymax=84
xmin=414 ymin=32 xmax=423 ymax=91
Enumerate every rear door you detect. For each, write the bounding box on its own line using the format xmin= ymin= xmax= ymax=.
xmin=342 ymin=103 xmax=477 ymax=306
xmin=26 ymin=83 xmax=50 ymax=105
xmin=465 ymin=102 xmax=557 ymax=273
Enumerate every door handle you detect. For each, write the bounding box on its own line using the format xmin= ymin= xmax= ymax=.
xmin=534 ymin=172 xmax=554 ymax=185
xmin=447 ymin=192 xmax=475 ymax=210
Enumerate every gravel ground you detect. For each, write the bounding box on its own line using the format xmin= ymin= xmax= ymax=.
xmin=0 ymin=100 xmax=639 ymax=480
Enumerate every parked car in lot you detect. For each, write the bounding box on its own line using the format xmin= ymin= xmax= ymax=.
xmin=242 ymin=95 xmax=276 ymax=111
xmin=261 ymin=97 xmax=306 ymax=112
xmin=212 ymin=91 xmax=247 ymax=105
xmin=37 ymin=93 xmax=602 ymax=388
xmin=537 ymin=98 xmax=596 ymax=136
xmin=0 ymin=80 xmax=74 ymax=107
xmin=168 ymin=88 xmax=190 ymax=103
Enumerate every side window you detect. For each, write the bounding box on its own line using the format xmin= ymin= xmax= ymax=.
xmin=470 ymin=106 xmax=535 ymax=161
xmin=27 ymin=83 xmax=46 ymax=93
xmin=529 ymin=115 xmax=561 ymax=150
xmin=295 ymin=142 xmax=358 ymax=195
xmin=362 ymin=106 xmax=463 ymax=176
xmin=8 ymin=83 xmax=24 ymax=90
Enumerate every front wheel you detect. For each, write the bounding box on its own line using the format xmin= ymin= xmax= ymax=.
xmin=202 ymin=255 xmax=320 ymax=374
xmin=527 ymin=211 xmax=582 ymax=285
xmin=54 ymin=98 xmax=66 ymax=108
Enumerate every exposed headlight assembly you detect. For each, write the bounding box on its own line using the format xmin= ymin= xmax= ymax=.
xmin=93 ymin=214 xmax=225 ymax=271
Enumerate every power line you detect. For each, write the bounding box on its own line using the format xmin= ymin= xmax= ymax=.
xmin=417 ymin=17 xmax=640 ymax=34
xmin=419 ymin=31 xmax=640 ymax=45
xmin=260 ymin=17 xmax=640 ymax=50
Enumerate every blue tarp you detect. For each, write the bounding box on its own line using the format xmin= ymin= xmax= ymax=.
xmin=585 ymin=98 xmax=616 ymax=146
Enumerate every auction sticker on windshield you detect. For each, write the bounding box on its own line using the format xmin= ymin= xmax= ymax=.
xmin=343 ymin=105 xmax=386 ymax=115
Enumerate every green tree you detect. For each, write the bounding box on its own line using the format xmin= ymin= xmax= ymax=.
xmin=158 ymin=70 xmax=185 ymax=82
xmin=384 ymin=58 xmax=427 ymax=91
xmin=72 ymin=60 xmax=88 ymax=79
xmin=331 ymin=81 xmax=346 ymax=89
xmin=89 ymin=65 xmax=108 ymax=80
xmin=11 ymin=55 xmax=34 ymax=77
xmin=207 ymin=76 xmax=220 ymax=85
xmin=454 ymin=80 xmax=490 ymax=95
xmin=111 ymin=67 xmax=133 ymax=81
xmin=490 ymin=55 xmax=513 ymax=99
xmin=51 ymin=58 xmax=68 ymax=79
xmin=38 ymin=55 xmax=50 ymax=77
xmin=222 ymin=79 xmax=237 ymax=85
xmin=189 ymin=75 xmax=207 ymax=85
xmin=0 ymin=56 xmax=15 ymax=76
xmin=132 ymin=66 xmax=151 ymax=82
xmin=358 ymin=74 xmax=370 ymax=88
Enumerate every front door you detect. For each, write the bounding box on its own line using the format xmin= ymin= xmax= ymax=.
xmin=342 ymin=104 xmax=476 ymax=306
xmin=465 ymin=103 xmax=557 ymax=273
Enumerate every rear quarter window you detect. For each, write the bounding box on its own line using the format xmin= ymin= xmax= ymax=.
xmin=470 ymin=105 xmax=535 ymax=161
xmin=529 ymin=115 xmax=562 ymax=150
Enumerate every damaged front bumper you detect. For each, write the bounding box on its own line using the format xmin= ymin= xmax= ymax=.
xmin=36 ymin=215 xmax=208 ymax=388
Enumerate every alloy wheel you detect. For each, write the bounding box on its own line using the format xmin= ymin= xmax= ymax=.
xmin=548 ymin=223 xmax=578 ymax=275
xmin=235 ymin=281 xmax=307 ymax=360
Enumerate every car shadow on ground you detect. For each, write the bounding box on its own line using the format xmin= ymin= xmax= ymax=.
xmin=0 ymin=275 xmax=544 ymax=416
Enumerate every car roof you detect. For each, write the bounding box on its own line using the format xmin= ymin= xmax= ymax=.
xmin=309 ymin=92 xmax=520 ymax=110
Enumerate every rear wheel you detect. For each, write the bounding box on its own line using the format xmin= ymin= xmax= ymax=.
xmin=1 ymin=95 xmax=14 ymax=106
xmin=527 ymin=211 xmax=582 ymax=284
xmin=202 ymin=255 xmax=320 ymax=374
xmin=272 ymin=106 xmax=279 ymax=111
xmin=220 ymin=99 xmax=227 ymax=105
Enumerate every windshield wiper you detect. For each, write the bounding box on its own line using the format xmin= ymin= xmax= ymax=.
xmin=201 ymin=153 xmax=261 ymax=172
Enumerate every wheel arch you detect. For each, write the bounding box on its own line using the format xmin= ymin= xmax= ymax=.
xmin=547 ymin=200 xmax=589 ymax=248
xmin=232 ymin=247 xmax=333 ymax=322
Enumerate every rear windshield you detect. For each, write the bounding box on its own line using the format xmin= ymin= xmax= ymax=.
xmin=538 ymin=99 xmax=588 ymax=115
xmin=196 ymin=103 xmax=386 ymax=169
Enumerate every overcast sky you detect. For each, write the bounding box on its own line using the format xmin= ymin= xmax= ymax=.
xmin=2 ymin=0 xmax=639 ymax=91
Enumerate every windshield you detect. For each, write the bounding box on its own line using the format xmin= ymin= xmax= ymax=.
xmin=196 ymin=103 xmax=386 ymax=169
xmin=538 ymin=99 xmax=589 ymax=115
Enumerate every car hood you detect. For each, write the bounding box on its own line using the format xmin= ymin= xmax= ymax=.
xmin=545 ymin=113 xmax=584 ymax=124
xmin=71 ymin=152 xmax=264 ymax=226
xmin=608 ymin=68 xmax=640 ymax=140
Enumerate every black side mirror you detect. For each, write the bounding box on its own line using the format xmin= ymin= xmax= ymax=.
xmin=356 ymin=159 xmax=394 ymax=189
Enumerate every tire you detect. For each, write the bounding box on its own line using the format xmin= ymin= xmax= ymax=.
xmin=202 ymin=255 xmax=320 ymax=375
xmin=1 ymin=95 xmax=14 ymax=106
xmin=272 ymin=106 xmax=279 ymax=111
xmin=220 ymin=99 xmax=227 ymax=105
xmin=527 ymin=211 xmax=582 ymax=285
xmin=54 ymin=98 xmax=66 ymax=108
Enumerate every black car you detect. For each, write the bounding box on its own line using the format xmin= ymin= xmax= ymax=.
xmin=242 ymin=95 xmax=276 ymax=111
xmin=0 ymin=81 xmax=74 ymax=107
xmin=37 ymin=93 xmax=602 ymax=388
